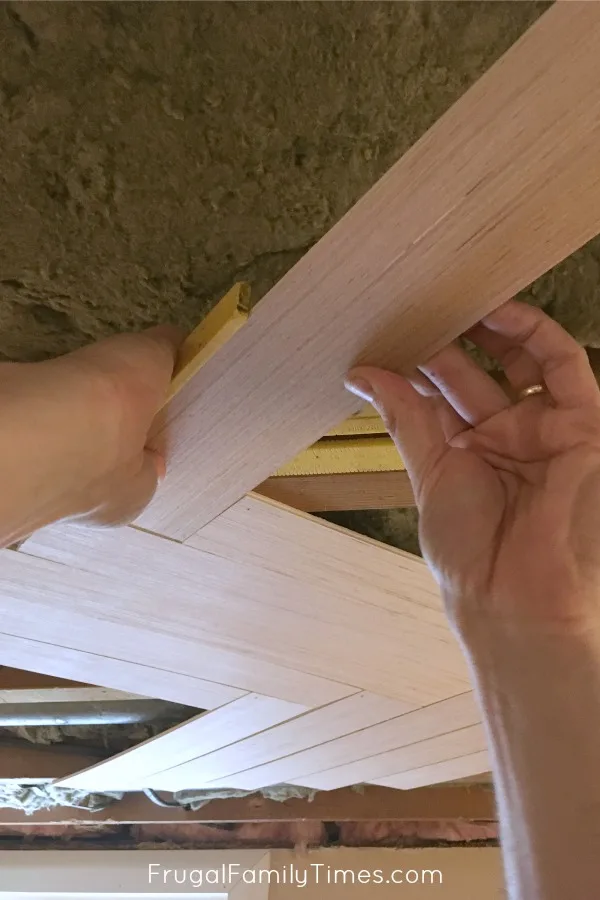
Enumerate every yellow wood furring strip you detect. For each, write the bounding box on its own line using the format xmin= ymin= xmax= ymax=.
xmin=161 ymin=282 xmax=251 ymax=408
xmin=274 ymin=436 xmax=403 ymax=476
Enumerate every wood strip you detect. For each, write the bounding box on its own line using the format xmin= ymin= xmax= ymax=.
xmin=292 ymin=724 xmax=488 ymax=791
xmin=274 ymin=436 xmax=402 ymax=477
xmin=1 ymin=548 xmax=349 ymax=709
xmin=56 ymin=694 xmax=307 ymax=792
xmin=138 ymin=4 xmax=600 ymax=539
xmin=209 ymin=692 xmax=481 ymax=791
xmin=0 ymin=632 xmax=244 ymax=711
xmin=142 ymin=692 xmax=413 ymax=792
xmin=18 ymin=513 xmax=469 ymax=706
xmin=256 ymin=471 xmax=415 ymax=512
xmin=0 ymin=785 xmax=497 ymax=825
xmin=374 ymin=751 xmax=491 ymax=791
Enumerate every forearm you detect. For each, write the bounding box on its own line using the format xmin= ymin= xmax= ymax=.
xmin=0 ymin=362 xmax=101 ymax=546
xmin=464 ymin=621 xmax=600 ymax=900
xmin=0 ymin=425 xmax=74 ymax=546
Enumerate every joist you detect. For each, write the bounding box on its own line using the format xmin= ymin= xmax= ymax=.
xmin=55 ymin=694 xmax=307 ymax=792
xmin=205 ymin=692 xmax=481 ymax=792
xmin=14 ymin=507 xmax=469 ymax=707
xmin=0 ymin=785 xmax=496 ymax=825
xmin=135 ymin=3 xmax=600 ymax=539
xmin=292 ymin=723 xmax=488 ymax=791
xmin=0 ymin=742 xmax=105 ymax=784
xmin=374 ymin=750 xmax=491 ymax=791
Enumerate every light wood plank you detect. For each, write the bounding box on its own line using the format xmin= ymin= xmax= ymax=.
xmin=374 ymin=751 xmax=491 ymax=790
xmin=209 ymin=692 xmax=481 ymax=791
xmin=143 ymin=692 xmax=412 ymax=791
xmin=137 ymin=4 xmax=600 ymax=539
xmin=256 ymin=471 xmax=415 ymax=512
xmin=186 ymin=494 xmax=443 ymax=614
xmin=292 ymin=724 xmax=487 ymax=790
xmin=56 ymin=694 xmax=306 ymax=791
xmin=18 ymin=515 xmax=469 ymax=706
xmin=1 ymin=548 xmax=350 ymax=709
xmin=0 ymin=631 xmax=244 ymax=710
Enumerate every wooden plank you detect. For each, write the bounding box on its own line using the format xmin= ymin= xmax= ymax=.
xmin=0 ymin=631 xmax=245 ymax=711
xmin=0 ymin=785 xmax=496 ymax=825
xmin=374 ymin=751 xmax=491 ymax=790
xmin=1 ymin=548 xmax=349 ymax=709
xmin=142 ymin=692 xmax=413 ymax=792
xmin=185 ymin=494 xmax=443 ymax=614
xmin=256 ymin=471 xmax=415 ymax=512
xmin=18 ymin=513 xmax=469 ymax=706
xmin=293 ymin=725 xmax=488 ymax=791
xmin=209 ymin=692 xmax=481 ymax=791
xmin=0 ymin=742 xmax=105 ymax=784
xmin=138 ymin=4 xmax=600 ymax=539
xmin=55 ymin=694 xmax=307 ymax=792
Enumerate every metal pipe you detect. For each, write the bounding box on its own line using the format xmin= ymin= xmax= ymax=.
xmin=0 ymin=700 xmax=197 ymax=727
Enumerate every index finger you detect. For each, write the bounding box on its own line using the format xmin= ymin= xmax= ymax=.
xmin=480 ymin=300 xmax=600 ymax=409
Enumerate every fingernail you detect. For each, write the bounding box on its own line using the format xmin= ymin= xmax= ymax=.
xmin=153 ymin=452 xmax=167 ymax=483
xmin=344 ymin=375 xmax=375 ymax=404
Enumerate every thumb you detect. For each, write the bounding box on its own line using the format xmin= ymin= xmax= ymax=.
xmin=345 ymin=366 xmax=447 ymax=495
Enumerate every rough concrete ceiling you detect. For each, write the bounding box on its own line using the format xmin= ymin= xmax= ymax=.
xmin=2 ymin=0 xmax=600 ymax=554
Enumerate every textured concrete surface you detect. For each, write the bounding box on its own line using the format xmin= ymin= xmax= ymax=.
xmin=3 ymin=0 xmax=598 ymax=555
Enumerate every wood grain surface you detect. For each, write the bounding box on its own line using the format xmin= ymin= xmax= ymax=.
xmin=0 ymin=630 xmax=245 ymax=710
xmin=208 ymin=692 xmax=480 ymax=791
xmin=143 ymin=692 xmax=413 ymax=792
xmin=0 ymin=531 xmax=356 ymax=708
xmin=374 ymin=750 xmax=491 ymax=791
xmin=56 ymin=694 xmax=306 ymax=791
xmin=17 ymin=511 xmax=469 ymax=707
xmin=292 ymin=723 xmax=488 ymax=790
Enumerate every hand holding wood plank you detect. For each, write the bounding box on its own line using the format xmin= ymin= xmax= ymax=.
xmin=348 ymin=299 xmax=600 ymax=900
xmin=347 ymin=300 xmax=600 ymax=636
xmin=0 ymin=325 xmax=182 ymax=546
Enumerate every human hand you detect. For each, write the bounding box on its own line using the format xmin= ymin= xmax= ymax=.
xmin=0 ymin=326 xmax=181 ymax=545
xmin=346 ymin=301 xmax=600 ymax=642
